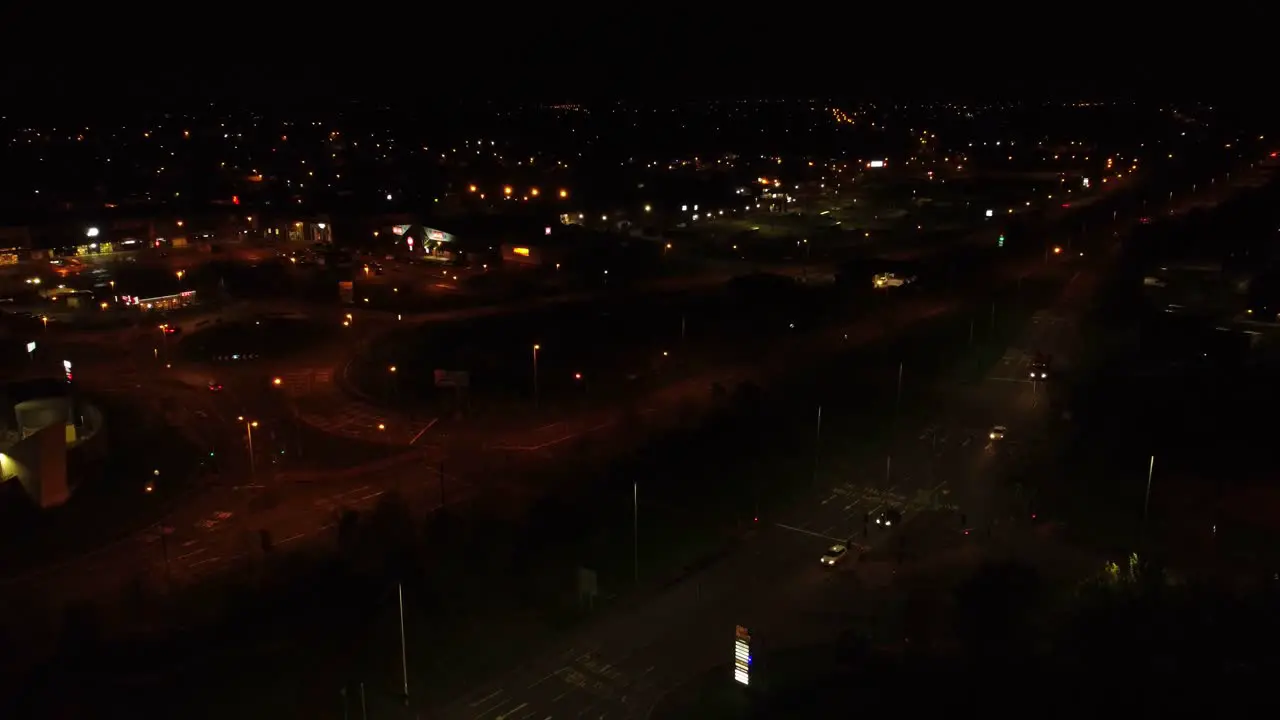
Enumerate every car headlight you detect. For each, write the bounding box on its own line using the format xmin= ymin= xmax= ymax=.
xmin=990 ymin=432 xmax=996 ymax=439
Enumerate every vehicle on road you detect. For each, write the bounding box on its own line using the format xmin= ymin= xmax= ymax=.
xmin=1029 ymin=352 xmax=1051 ymax=379
xmin=207 ymin=381 xmax=223 ymax=392
xmin=872 ymin=272 xmax=915 ymax=289
xmin=820 ymin=543 xmax=849 ymax=566
xmin=989 ymin=425 xmax=1007 ymax=441
xmin=874 ymin=508 xmax=902 ymax=527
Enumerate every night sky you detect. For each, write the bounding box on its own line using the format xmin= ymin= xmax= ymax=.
xmin=2 ymin=9 xmax=1271 ymax=110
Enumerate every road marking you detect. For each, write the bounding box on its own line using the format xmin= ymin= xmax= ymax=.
xmin=495 ymin=702 xmax=528 ymax=720
xmin=775 ymin=523 xmax=849 ymax=543
xmin=189 ymin=556 xmax=221 ymax=568
xmin=409 ymin=418 xmax=438 ymax=445
xmin=279 ymin=532 xmax=305 ymax=545
xmin=469 ymin=690 xmax=503 ymax=707
xmin=175 ymin=548 xmax=206 ymax=561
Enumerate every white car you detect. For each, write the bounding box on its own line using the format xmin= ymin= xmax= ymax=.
xmin=820 ymin=543 xmax=848 ymax=566
xmin=872 ymin=273 xmax=915 ymax=289
xmin=989 ymin=425 xmax=1007 ymax=441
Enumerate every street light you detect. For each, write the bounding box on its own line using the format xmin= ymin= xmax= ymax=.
xmin=237 ymin=416 xmax=259 ymax=475
xmin=532 ymin=344 xmax=540 ymax=409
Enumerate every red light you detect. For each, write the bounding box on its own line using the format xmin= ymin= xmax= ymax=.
xmin=232 ymin=195 xmax=240 ymax=205
xmin=1271 ymin=152 xmax=1277 ymax=158
xmin=1061 ymin=203 xmax=1071 ymax=208
xmin=753 ymin=517 xmax=758 ymax=523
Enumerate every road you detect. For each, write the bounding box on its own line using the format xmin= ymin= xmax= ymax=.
xmin=430 ymin=262 xmax=1100 ymax=720
xmin=426 ymin=167 xmax=1265 ymax=720
xmin=0 ymin=160 xmax=1259 ymax=697
xmin=0 ymin=166 xmax=1189 ymax=610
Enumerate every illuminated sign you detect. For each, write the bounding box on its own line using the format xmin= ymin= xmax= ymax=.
xmin=391 ymin=225 xmax=409 ymax=236
xmin=26 ymin=341 xmax=35 ymax=354
xmin=867 ymin=160 xmax=886 ymax=168
xmin=734 ymin=625 xmax=751 ymax=686
xmin=426 ymin=228 xmax=447 ymax=242
xmin=63 ymin=359 xmax=73 ymax=383
xmin=512 ymin=247 xmax=530 ymax=257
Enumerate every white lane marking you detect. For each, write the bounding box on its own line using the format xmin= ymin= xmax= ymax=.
xmin=189 ymin=556 xmax=221 ymax=568
xmin=175 ymin=548 xmax=206 ymax=561
xmin=279 ymin=533 xmax=305 ymax=545
xmin=469 ymin=690 xmax=503 ymax=707
xmin=775 ymin=523 xmax=849 ymax=543
xmin=495 ymin=702 xmax=528 ymax=720
xmin=409 ymin=418 xmax=438 ymax=445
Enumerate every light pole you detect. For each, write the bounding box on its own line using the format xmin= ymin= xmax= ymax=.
xmin=398 ymin=582 xmax=409 ymax=703
xmin=532 ymin=344 xmax=540 ymax=410
xmin=633 ymin=482 xmax=639 ymax=586
xmin=895 ymin=362 xmax=903 ymax=416
xmin=1141 ymin=455 xmax=1155 ymax=547
xmin=238 ymin=416 xmax=258 ymax=476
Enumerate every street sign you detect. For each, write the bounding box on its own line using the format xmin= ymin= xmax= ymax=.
xmin=433 ymin=370 xmax=470 ymax=388
xmin=26 ymin=341 xmax=35 ymax=354
xmin=62 ymin=359 xmax=73 ymax=383
xmin=734 ymin=625 xmax=751 ymax=685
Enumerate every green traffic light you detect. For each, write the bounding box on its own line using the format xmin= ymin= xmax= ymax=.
xmin=998 ymin=234 xmax=1005 ymax=247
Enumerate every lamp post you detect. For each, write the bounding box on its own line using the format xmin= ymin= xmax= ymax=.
xmin=532 ymin=344 xmax=541 ymax=410
xmin=237 ymin=416 xmax=258 ymax=475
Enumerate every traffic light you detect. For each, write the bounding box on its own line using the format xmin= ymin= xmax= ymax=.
xmin=998 ymin=234 xmax=1005 ymax=247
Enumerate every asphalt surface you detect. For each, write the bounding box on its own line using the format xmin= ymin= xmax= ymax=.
xmin=423 ymin=170 xmax=1265 ymax=720
xmin=429 ymin=262 xmax=1098 ymax=720
xmin=0 ymin=161 xmax=1261 ymax=703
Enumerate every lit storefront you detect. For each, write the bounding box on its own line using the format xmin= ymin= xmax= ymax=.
xmin=121 ymin=290 xmax=197 ymax=311
xmin=287 ymin=221 xmax=332 ymax=244
xmin=392 ymin=224 xmax=457 ymax=261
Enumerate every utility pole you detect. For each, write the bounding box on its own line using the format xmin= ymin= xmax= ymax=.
xmin=812 ymin=406 xmax=823 ymax=484
xmin=895 ymin=362 xmax=903 ymax=416
xmin=633 ymin=482 xmax=639 ymax=586
xmin=398 ymin=583 xmax=409 ymax=703
xmin=1141 ymin=455 xmax=1155 ymax=548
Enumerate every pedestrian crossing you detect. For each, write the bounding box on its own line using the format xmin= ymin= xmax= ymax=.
xmin=273 ymin=367 xmax=333 ymax=396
